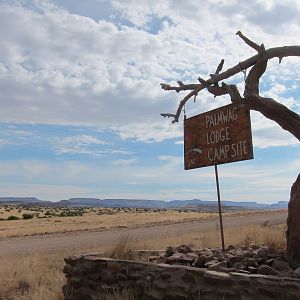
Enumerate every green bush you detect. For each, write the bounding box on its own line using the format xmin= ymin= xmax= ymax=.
xmin=59 ymin=211 xmax=83 ymax=217
xmin=22 ymin=213 xmax=34 ymax=220
xmin=7 ymin=215 xmax=20 ymax=220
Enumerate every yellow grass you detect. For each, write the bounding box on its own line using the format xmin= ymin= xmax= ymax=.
xmin=0 ymin=254 xmax=64 ymax=300
xmin=0 ymin=205 xmax=283 ymax=239
xmin=0 ymin=205 xmax=231 ymax=238
xmin=0 ymin=221 xmax=286 ymax=300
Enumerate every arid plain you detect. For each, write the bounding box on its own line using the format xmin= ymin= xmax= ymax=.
xmin=0 ymin=204 xmax=287 ymax=299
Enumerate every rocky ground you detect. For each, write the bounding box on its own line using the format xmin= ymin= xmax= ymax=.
xmin=144 ymin=244 xmax=300 ymax=278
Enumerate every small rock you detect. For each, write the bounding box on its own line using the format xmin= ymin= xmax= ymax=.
xmin=229 ymin=255 xmax=243 ymax=265
xmin=242 ymin=257 xmax=258 ymax=268
xmin=198 ymin=248 xmax=213 ymax=257
xmin=236 ymin=270 xmax=251 ymax=274
xmin=256 ymin=256 xmax=268 ymax=264
xmin=265 ymin=258 xmax=278 ymax=266
xmin=177 ymin=244 xmax=194 ymax=254
xmin=294 ymin=266 xmax=300 ymax=275
xmin=165 ymin=246 xmax=176 ymax=257
xmin=165 ymin=253 xmax=195 ymax=265
xmin=272 ymin=260 xmax=291 ymax=271
xmin=248 ymin=266 xmax=258 ymax=273
xmin=204 ymin=255 xmax=216 ymax=263
xmin=230 ymin=248 xmax=244 ymax=257
xmin=233 ymin=262 xmax=246 ymax=271
xmin=226 ymin=245 xmax=235 ymax=252
xmin=258 ymin=265 xmax=281 ymax=276
xmin=266 ymin=253 xmax=281 ymax=259
xmin=213 ymin=251 xmax=226 ymax=261
xmin=194 ymin=255 xmax=206 ymax=268
xmin=204 ymin=260 xmax=219 ymax=268
xmin=208 ymin=261 xmax=228 ymax=271
xmin=257 ymin=246 xmax=269 ymax=255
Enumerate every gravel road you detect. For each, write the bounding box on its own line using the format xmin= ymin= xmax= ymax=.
xmin=0 ymin=210 xmax=287 ymax=256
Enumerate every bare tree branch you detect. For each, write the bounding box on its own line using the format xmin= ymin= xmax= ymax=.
xmin=221 ymin=83 xmax=243 ymax=103
xmin=215 ymin=59 xmax=225 ymax=74
xmin=160 ymin=113 xmax=176 ymax=119
xmin=236 ymin=31 xmax=261 ymax=52
xmin=245 ymin=96 xmax=300 ymax=141
xmin=244 ymin=44 xmax=267 ymax=97
xmin=161 ymin=32 xmax=300 ymax=127
xmin=161 ymin=46 xmax=300 ymax=94
xmin=160 ymin=83 xmax=199 ymax=93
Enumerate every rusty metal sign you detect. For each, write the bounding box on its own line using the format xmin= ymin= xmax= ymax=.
xmin=184 ymin=103 xmax=253 ymax=170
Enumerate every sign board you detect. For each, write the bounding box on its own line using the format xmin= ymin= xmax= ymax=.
xmin=184 ymin=103 xmax=253 ymax=170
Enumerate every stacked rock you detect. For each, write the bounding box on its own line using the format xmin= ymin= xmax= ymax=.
xmin=160 ymin=244 xmax=300 ymax=278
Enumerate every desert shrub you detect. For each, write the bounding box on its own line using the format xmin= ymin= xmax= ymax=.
xmin=59 ymin=211 xmax=83 ymax=217
xmin=7 ymin=215 xmax=20 ymax=221
xmin=22 ymin=213 xmax=34 ymax=220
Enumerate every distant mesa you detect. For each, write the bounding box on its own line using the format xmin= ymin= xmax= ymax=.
xmin=0 ymin=197 xmax=48 ymax=203
xmin=0 ymin=197 xmax=288 ymax=210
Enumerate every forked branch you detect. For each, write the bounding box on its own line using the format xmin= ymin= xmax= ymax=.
xmin=161 ymin=32 xmax=300 ymax=130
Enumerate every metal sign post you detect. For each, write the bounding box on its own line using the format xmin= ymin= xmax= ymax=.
xmin=214 ymin=164 xmax=225 ymax=252
xmin=184 ymin=103 xmax=254 ymax=253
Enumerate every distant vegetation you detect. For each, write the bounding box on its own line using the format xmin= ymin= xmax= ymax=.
xmin=22 ymin=213 xmax=34 ymax=220
xmin=0 ymin=205 xmax=88 ymax=221
xmin=6 ymin=215 xmax=20 ymax=221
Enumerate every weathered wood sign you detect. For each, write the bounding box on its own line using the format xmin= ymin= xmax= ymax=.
xmin=184 ymin=103 xmax=253 ymax=170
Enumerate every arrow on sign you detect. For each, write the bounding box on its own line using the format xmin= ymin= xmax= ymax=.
xmin=185 ymin=148 xmax=203 ymax=156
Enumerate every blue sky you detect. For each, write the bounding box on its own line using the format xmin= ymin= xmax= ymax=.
xmin=0 ymin=0 xmax=299 ymax=203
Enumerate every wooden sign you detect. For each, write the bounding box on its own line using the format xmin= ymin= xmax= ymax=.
xmin=184 ymin=103 xmax=253 ymax=170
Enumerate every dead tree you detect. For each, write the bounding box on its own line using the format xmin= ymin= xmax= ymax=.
xmin=160 ymin=31 xmax=300 ymax=264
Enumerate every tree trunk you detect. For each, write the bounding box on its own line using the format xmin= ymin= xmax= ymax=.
xmin=286 ymin=173 xmax=300 ymax=265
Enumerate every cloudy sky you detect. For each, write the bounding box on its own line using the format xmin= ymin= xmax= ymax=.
xmin=0 ymin=0 xmax=299 ymax=203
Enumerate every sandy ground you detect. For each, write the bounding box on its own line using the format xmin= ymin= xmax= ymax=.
xmin=0 ymin=210 xmax=287 ymax=256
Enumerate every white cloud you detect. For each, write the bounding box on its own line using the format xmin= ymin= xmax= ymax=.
xmin=53 ymin=134 xmax=111 ymax=156
xmin=0 ymin=0 xmax=299 ymax=148
xmin=114 ymin=120 xmax=182 ymax=143
xmin=112 ymin=158 xmax=138 ymax=166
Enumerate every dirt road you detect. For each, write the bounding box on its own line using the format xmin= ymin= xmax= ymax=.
xmin=0 ymin=210 xmax=287 ymax=256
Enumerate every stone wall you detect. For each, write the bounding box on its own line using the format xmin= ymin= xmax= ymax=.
xmin=63 ymin=254 xmax=300 ymax=300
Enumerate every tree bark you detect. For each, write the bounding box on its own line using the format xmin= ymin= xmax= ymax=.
xmin=286 ymin=173 xmax=300 ymax=265
xmin=245 ymin=96 xmax=300 ymax=141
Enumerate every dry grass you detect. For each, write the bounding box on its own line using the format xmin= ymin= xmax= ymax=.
xmin=0 ymin=254 xmax=64 ymax=300
xmin=0 ymin=210 xmax=287 ymax=300
xmin=0 ymin=204 xmax=283 ymax=239
xmin=0 ymin=205 xmax=238 ymax=238
xmin=120 ymin=222 xmax=287 ymax=252
xmin=100 ymin=289 xmax=137 ymax=300
xmin=107 ymin=235 xmax=136 ymax=260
